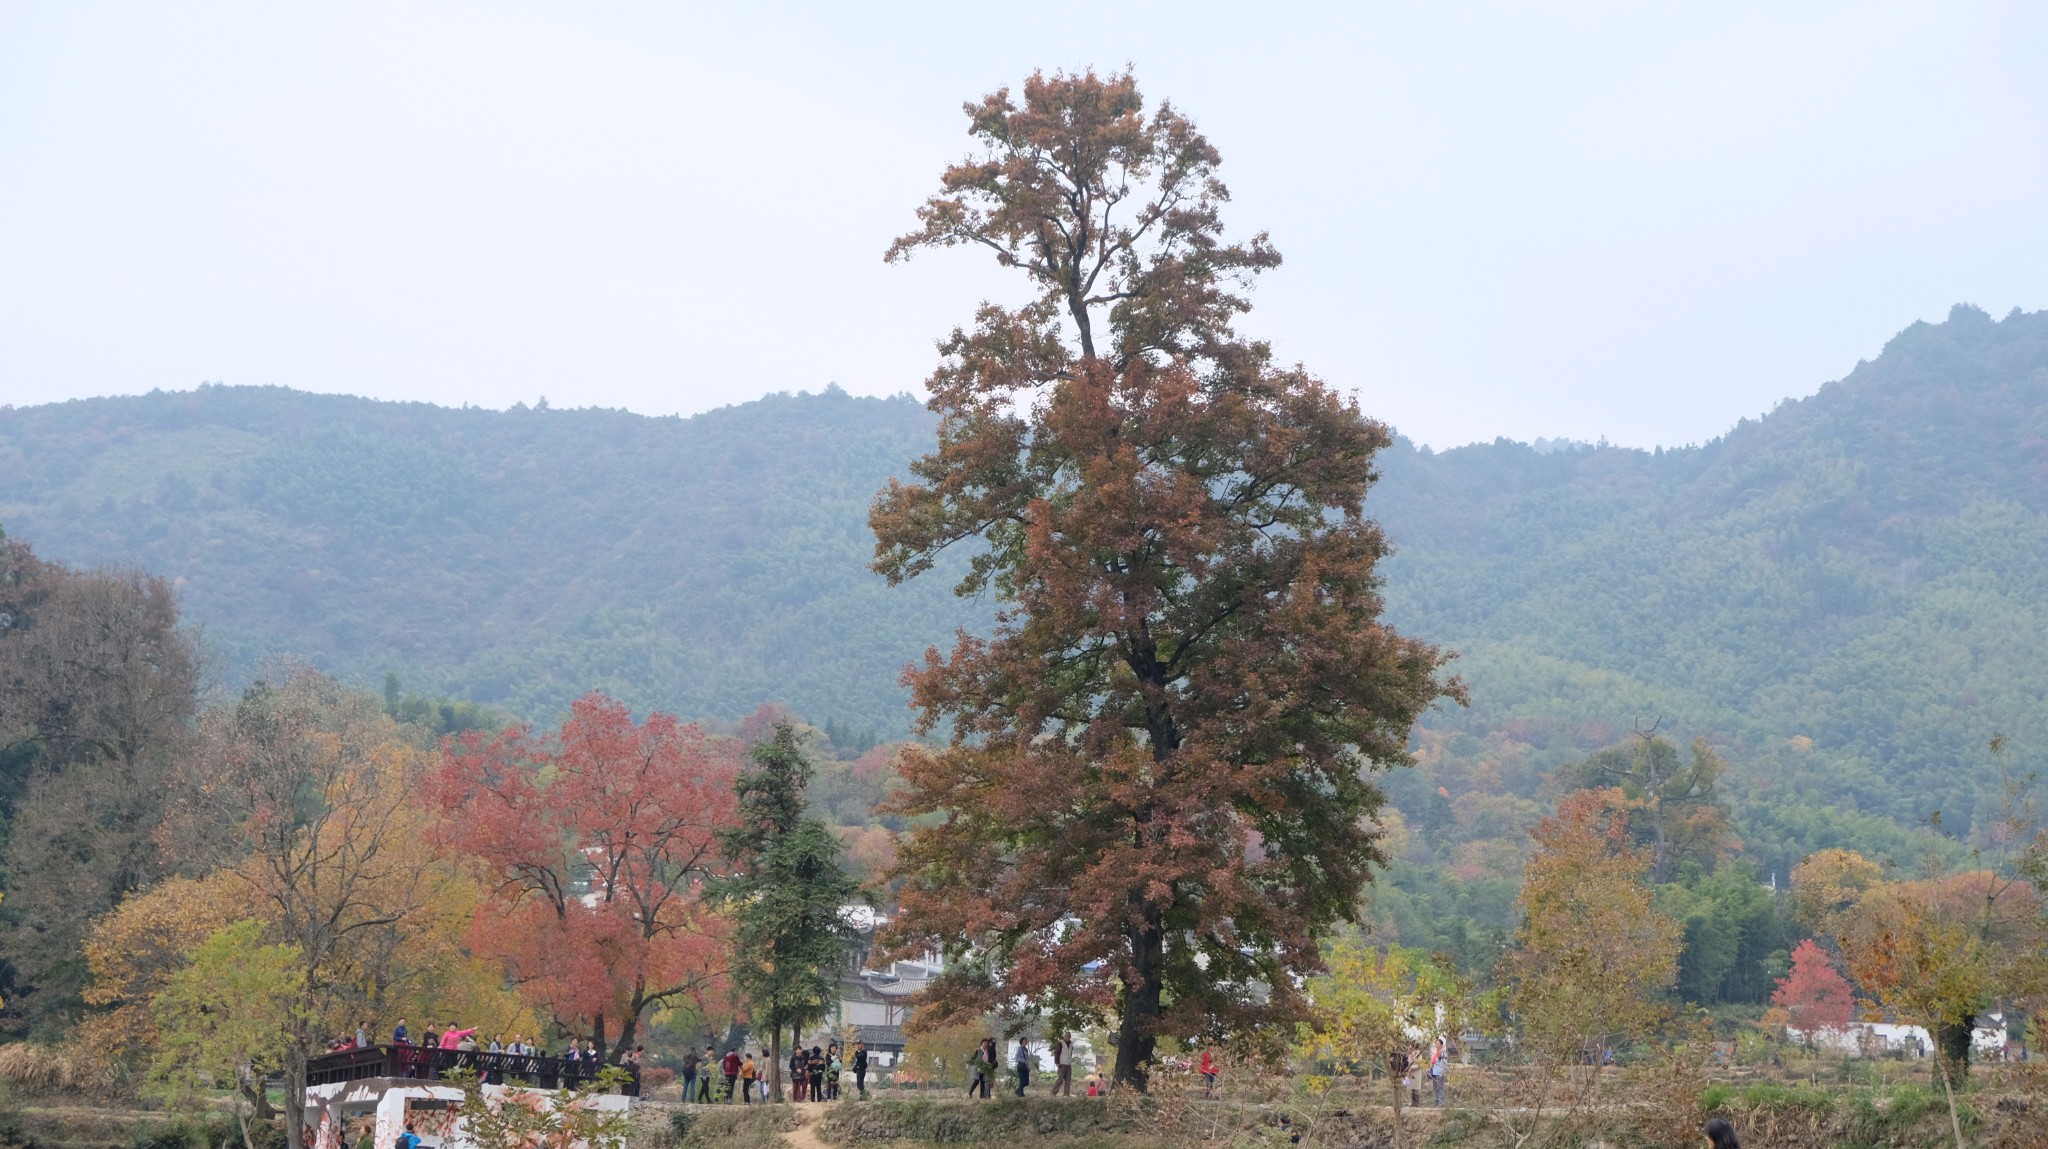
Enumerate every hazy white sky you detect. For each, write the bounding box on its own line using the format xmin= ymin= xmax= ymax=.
xmin=3 ymin=1 xmax=2043 ymax=449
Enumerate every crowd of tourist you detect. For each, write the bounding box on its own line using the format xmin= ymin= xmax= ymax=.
xmin=676 ymin=1038 xmax=873 ymax=1104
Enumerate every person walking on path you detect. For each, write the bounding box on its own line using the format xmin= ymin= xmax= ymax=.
xmin=680 ymin=1047 xmax=700 ymax=1104
xmin=1199 ymin=1047 xmax=1218 ymax=1099
xmin=1430 ymin=1039 xmax=1449 ymax=1106
xmin=720 ymin=1047 xmax=742 ymax=1102
xmin=1013 ymin=1038 xmax=1032 ymax=1096
xmin=853 ymin=1041 xmax=870 ymax=1099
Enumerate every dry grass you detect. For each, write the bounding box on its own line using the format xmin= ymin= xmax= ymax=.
xmin=0 ymin=1041 xmax=122 ymax=1095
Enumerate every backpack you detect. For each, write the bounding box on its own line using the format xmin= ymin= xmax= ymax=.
xmin=396 ymin=1134 xmax=420 ymax=1149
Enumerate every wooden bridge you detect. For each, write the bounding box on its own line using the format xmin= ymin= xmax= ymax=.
xmin=304 ymin=1044 xmax=639 ymax=1093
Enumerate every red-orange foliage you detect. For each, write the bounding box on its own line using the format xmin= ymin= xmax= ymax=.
xmin=427 ymin=693 xmax=740 ymax=1061
xmin=1771 ymin=939 xmax=1854 ymax=1034
xmin=872 ymin=69 xmax=1458 ymax=1088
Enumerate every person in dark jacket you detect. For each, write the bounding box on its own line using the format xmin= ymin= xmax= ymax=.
xmin=852 ymin=1040 xmax=870 ymax=1099
xmin=680 ymin=1048 xmax=700 ymax=1104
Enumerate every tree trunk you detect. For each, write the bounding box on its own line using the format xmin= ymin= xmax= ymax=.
xmin=1936 ymin=1045 xmax=1967 ymax=1149
xmin=1937 ymin=1015 xmax=1973 ymax=1087
xmin=283 ymin=1058 xmax=308 ymax=1149
xmin=1390 ymin=1061 xmax=1406 ymax=1149
xmin=242 ymin=1079 xmax=276 ymax=1121
xmin=770 ymin=1020 xmax=784 ymax=1103
xmin=1113 ymin=914 xmax=1164 ymax=1091
xmin=614 ymin=1012 xmax=641 ymax=1066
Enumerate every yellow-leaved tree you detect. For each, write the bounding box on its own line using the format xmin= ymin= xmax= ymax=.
xmin=149 ymin=920 xmax=304 ymax=1149
xmin=1498 ymin=788 xmax=1681 ymax=1141
xmin=86 ymin=672 xmax=531 ymax=1148
xmin=1299 ymin=937 xmax=1475 ymax=1149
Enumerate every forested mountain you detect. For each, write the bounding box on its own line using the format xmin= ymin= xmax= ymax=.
xmin=0 ymin=384 xmax=983 ymax=734
xmin=1370 ymin=304 xmax=2048 ymax=872
xmin=2 ymin=304 xmax=2043 ymax=881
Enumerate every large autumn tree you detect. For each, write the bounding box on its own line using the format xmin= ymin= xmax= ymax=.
xmin=429 ymin=693 xmax=739 ymax=1065
xmin=871 ymin=69 xmax=1459 ymax=1089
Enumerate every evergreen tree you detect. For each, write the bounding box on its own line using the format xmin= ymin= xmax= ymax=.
xmin=715 ymin=723 xmax=861 ymax=1102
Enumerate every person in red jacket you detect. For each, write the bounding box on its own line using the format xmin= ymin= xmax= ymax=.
xmin=720 ymin=1048 xmax=743 ymax=1102
xmin=439 ymin=1024 xmax=478 ymax=1050
xmin=1198 ymin=1047 xmax=1219 ymax=1099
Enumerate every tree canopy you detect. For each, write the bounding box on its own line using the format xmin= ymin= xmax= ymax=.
xmin=872 ymin=68 xmax=1458 ymax=1088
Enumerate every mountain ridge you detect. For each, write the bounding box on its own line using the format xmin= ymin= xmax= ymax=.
xmin=3 ymin=305 xmax=2045 ymax=855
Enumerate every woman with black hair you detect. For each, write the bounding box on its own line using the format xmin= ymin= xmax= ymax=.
xmin=1705 ymin=1117 xmax=1740 ymax=1148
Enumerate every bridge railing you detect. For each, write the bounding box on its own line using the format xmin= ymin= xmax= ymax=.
xmin=305 ymin=1044 xmax=639 ymax=1094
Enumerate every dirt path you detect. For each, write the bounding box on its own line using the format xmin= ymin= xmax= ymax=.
xmin=780 ymin=1107 xmax=830 ymax=1149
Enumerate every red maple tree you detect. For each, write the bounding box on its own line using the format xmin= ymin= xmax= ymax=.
xmin=1772 ymin=938 xmax=1855 ymax=1035
xmin=427 ymin=693 xmax=740 ymax=1061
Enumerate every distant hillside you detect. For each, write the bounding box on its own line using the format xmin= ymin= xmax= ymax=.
xmin=1369 ymin=303 xmax=2048 ymax=863
xmin=4 ymin=305 xmax=2045 ymax=863
xmin=0 ymin=385 xmax=982 ymax=733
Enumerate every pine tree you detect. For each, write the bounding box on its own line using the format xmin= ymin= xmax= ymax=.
xmin=715 ymin=723 xmax=861 ymax=1102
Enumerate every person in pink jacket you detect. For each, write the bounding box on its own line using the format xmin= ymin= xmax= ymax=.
xmin=439 ymin=1023 xmax=477 ymax=1050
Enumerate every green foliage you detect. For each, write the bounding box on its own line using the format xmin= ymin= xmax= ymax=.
xmin=147 ymin=920 xmax=302 ymax=1143
xmin=0 ymin=385 xmax=982 ymax=731
xmin=127 ymin=1111 xmax=285 ymax=1149
xmin=711 ymin=722 xmax=861 ymax=1097
xmin=1373 ymin=305 xmax=2048 ymax=841
xmin=1657 ymin=862 xmax=1795 ymax=1005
